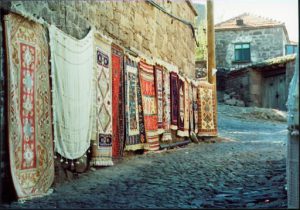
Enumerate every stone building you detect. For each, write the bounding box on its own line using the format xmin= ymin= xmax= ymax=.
xmin=222 ymin=54 xmax=296 ymax=110
xmin=215 ymin=13 xmax=292 ymax=71
xmin=0 ymin=0 xmax=198 ymax=202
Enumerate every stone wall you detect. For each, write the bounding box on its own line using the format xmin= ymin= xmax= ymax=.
xmin=224 ymin=70 xmax=251 ymax=106
xmin=0 ymin=1 xmax=198 ymax=202
xmin=1 ymin=0 xmax=197 ymax=77
xmin=249 ymin=69 xmax=263 ymax=107
xmin=215 ymin=26 xmax=288 ymax=70
xmin=222 ymin=60 xmax=296 ymax=108
xmin=195 ymin=60 xmax=207 ymax=79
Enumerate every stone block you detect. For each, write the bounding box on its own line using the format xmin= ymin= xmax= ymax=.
xmin=134 ymin=13 xmax=144 ymax=33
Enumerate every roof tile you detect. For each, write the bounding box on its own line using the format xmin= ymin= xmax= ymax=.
xmin=215 ymin=13 xmax=284 ymax=30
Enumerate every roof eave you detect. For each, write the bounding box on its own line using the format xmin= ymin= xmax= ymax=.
xmin=228 ymin=54 xmax=296 ymax=74
xmin=215 ymin=24 xmax=286 ymax=32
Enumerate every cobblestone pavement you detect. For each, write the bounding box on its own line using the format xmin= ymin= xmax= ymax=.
xmin=1 ymin=105 xmax=287 ymax=209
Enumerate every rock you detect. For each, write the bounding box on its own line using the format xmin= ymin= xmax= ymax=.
xmin=229 ymin=92 xmax=236 ymax=96
xmin=223 ymin=94 xmax=230 ymax=101
xmin=190 ymin=132 xmax=199 ymax=143
xmin=236 ymin=100 xmax=245 ymax=107
xmin=246 ymin=202 xmax=256 ymax=207
xmin=190 ymin=199 xmax=203 ymax=207
xmin=225 ymin=99 xmax=237 ymax=106
xmin=75 ymin=155 xmax=88 ymax=173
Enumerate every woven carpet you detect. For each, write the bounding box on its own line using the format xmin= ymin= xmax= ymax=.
xmin=170 ymin=72 xmax=179 ymax=130
xmin=136 ymin=60 xmax=147 ymax=148
xmin=161 ymin=67 xmax=172 ymax=141
xmin=139 ymin=60 xmax=159 ymax=151
xmin=183 ymin=78 xmax=190 ymax=137
xmin=5 ymin=13 xmax=54 ymax=200
xmin=192 ymin=82 xmax=199 ymax=134
xmin=189 ymin=82 xmax=194 ymax=134
xmin=154 ymin=64 xmax=164 ymax=135
xmin=111 ymin=44 xmax=125 ymax=159
xmin=91 ymin=33 xmax=113 ymax=166
xmin=124 ymin=55 xmax=145 ymax=151
xmin=177 ymin=77 xmax=185 ymax=136
xmin=197 ymin=82 xmax=217 ymax=136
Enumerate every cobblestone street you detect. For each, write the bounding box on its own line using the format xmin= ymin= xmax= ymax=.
xmin=1 ymin=104 xmax=287 ymax=209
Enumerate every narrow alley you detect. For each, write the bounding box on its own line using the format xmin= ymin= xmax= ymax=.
xmin=1 ymin=104 xmax=287 ymax=209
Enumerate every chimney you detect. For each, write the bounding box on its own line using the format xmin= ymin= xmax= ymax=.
xmin=236 ymin=19 xmax=244 ymax=26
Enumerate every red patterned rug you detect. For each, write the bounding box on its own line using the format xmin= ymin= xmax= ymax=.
xmin=5 ymin=13 xmax=54 ymax=200
xmin=170 ymin=72 xmax=179 ymax=130
xmin=111 ymin=44 xmax=125 ymax=159
xmin=139 ymin=60 xmax=159 ymax=151
xmin=154 ymin=64 xmax=164 ymax=134
xmin=161 ymin=67 xmax=172 ymax=141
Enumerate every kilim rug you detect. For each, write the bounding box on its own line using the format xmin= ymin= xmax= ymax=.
xmin=49 ymin=25 xmax=93 ymax=160
xmin=177 ymin=76 xmax=190 ymax=137
xmin=183 ymin=78 xmax=190 ymax=137
xmin=170 ymin=72 xmax=179 ymax=130
xmin=111 ymin=44 xmax=125 ymax=159
xmin=5 ymin=13 xmax=54 ymax=200
xmin=197 ymin=82 xmax=218 ymax=136
xmin=91 ymin=33 xmax=113 ymax=166
xmin=189 ymin=81 xmax=194 ymax=135
xmin=154 ymin=64 xmax=164 ymax=135
xmin=192 ymin=82 xmax=199 ymax=134
xmin=177 ymin=76 xmax=185 ymax=137
xmin=136 ymin=59 xmax=147 ymax=147
xmin=139 ymin=60 xmax=160 ymax=151
xmin=161 ymin=66 xmax=172 ymax=141
xmin=124 ymin=55 xmax=145 ymax=151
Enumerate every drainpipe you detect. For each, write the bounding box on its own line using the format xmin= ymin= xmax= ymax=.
xmin=206 ymin=0 xmax=218 ymax=135
xmin=286 ymin=52 xmax=299 ymax=208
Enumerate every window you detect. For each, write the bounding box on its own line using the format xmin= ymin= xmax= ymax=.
xmin=234 ymin=43 xmax=251 ymax=62
xmin=285 ymin=44 xmax=298 ymax=55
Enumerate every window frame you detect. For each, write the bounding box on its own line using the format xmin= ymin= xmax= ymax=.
xmin=233 ymin=42 xmax=251 ymax=63
xmin=285 ymin=44 xmax=298 ymax=55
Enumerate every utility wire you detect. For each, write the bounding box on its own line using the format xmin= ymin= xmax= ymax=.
xmin=146 ymin=0 xmax=199 ymax=47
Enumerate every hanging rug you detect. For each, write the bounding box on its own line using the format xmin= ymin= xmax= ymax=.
xmin=197 ymin=82 xmax=218 ymax=136
xmin=139 ymin=60 xmax=160 ymax=151
xmin=5 ymin=13 xmax=54 ymax=200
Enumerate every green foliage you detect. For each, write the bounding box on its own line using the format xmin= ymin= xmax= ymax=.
xmin=195 ymin=20 xmax=207 ymax=62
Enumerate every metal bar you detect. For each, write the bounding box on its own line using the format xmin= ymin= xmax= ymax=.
xmin=160 ymin=139 xmax=191 ymax=150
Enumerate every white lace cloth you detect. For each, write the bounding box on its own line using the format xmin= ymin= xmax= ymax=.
xmin=49 ymin=25 xmax=94 ymax=159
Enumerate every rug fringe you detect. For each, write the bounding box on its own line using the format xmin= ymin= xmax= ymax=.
xmin=197 ymin=132 xmax=218 ymax=137
xmin=147 ymin=131 xmax=160 ymax=137
xmin=170 ymin=125 xmax=178 ymax=130
xmin=17 ymin=188 xmax=53 ymax=202
xmin=90 ymin=158 xmax=114 ymax=166
xmin=144 ymin=143 xmax=160 ymax=151
xmin=124 ymin=144 xmax=144 ymax=151
xmin=161 ymin=132 xmax=172 ymax=141
xmin=177 ymin=130 xmax=189 ymax=137
xmin=157 ymin=129 xmax=165 ymax=135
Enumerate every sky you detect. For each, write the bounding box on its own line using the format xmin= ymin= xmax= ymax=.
xmin=192 ymin=0 xmax=299 ymax=42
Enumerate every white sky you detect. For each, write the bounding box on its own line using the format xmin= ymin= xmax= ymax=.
xmin=192 ymin=0 xmax=299 ymax=42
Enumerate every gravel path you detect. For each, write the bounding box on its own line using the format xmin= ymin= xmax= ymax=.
xmin=1 ymin=104 xmax=287 ymax=209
